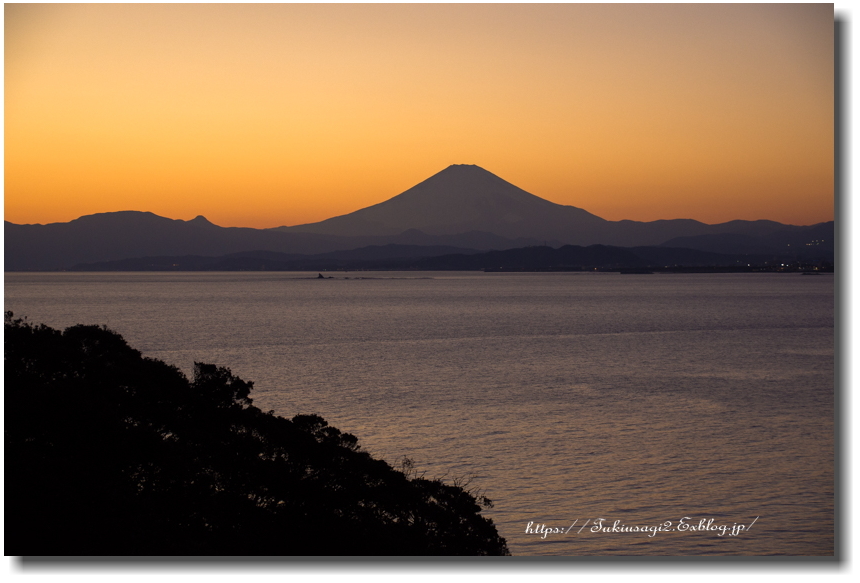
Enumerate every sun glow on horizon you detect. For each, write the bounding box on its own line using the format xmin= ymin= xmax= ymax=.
xmin=4 ymin=3 xmax=834 ymax=228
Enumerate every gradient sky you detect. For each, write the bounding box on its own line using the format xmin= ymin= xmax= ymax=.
xmin=4 ymin=3 xmax=834 ymax=228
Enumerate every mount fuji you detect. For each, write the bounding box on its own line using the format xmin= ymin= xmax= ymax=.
xmin=5 ymin=164 xmax=832 ymax=270
xmin=275 ymin=164 xmax=823 ymax=248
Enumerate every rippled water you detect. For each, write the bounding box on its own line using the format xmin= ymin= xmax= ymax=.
xmin=4 ymin=271 xmax=834 ymax=556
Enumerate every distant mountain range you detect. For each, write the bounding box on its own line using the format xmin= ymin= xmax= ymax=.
xmin=5 ymin=164 xmax=833 ymax=270
xmin=70 ymin=244 xmax=803 ymax=273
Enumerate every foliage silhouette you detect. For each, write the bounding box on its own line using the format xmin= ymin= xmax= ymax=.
xmin=4 ymin=312 xmax=509 ymax=556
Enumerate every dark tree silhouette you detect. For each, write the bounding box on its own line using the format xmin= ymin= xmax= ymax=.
xmin=4 ymin=312 xmax=509 ymax=556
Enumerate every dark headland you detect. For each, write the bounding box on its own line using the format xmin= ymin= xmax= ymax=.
xmin=5 ymin=312 xmax=510 ymax=556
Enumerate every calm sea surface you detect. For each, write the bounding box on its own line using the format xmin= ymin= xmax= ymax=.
xmin=4 ymin=271 xmax=834 ymax=556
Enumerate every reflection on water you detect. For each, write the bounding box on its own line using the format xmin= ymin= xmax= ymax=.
xmin=4 ymin=272 xmax=833 ymax=555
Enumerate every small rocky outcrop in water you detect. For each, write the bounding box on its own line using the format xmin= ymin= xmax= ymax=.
xmin=4 ymin=312 xmax=509 ymax=556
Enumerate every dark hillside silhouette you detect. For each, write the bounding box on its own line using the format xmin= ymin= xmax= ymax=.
xmin=4 ymin=313 xmax=509 ymax=556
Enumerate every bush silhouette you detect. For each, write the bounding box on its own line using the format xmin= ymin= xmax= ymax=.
xmin=4 ymin=312 xmax=509 ymax=556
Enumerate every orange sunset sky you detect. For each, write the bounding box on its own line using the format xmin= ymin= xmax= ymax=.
xmin=4 ymin=3 xmax=834 ymax=229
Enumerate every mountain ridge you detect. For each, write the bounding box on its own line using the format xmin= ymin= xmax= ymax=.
xmin=273 ymin=164 xmax=825 ymax=247
xmin=4 ymin=164 xmax=834 ymax=270
xmin=279 ymin=164 xmax=608 ymax=239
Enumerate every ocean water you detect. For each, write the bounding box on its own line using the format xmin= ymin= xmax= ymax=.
xmin=4 ymin=271 xmax=834 ymax=556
